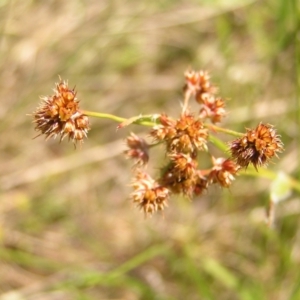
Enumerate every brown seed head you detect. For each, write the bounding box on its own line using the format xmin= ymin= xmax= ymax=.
xmin=194 ymin=171 xmax=209 ymax=196
xmin=209 ymin=157 xmax=239 ymax=187
xmin=184 ymin=70 xmax=217 ymax=104
xmin=159 ymin=161 xmax=197 ymax=198
xmin=131 ymin=171 xmax=169 ymax=216
xmin=229 ymin=123 xmax=284 ymax=169
xmin=168 ymin=153 xmax=198 ymax=179
xmin=150 ymin=114 xmax=177 ymax=141
xmin=32 ymin=79 xmax=89 ymax=145
xmin=124 ymin=133 xmax=149 ymax=166
xmin=151 ymin=113 xmax=208 ymax=154
xmin=199 ymin=96 xmax=226 ymax=123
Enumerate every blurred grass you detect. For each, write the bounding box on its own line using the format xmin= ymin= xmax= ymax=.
xmin=0 ymin=0 xmax=300 ymax=299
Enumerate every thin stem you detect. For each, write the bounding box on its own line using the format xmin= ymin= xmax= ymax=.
xmin=205 ymin=124 xmax=244 ymax=137
xmin=83 ymin=110 xmax=158 ymax=127
xmin=208 ymin=135 xmax=228 ymax=153
xmin=82 ymin=110 xmax=126 ymax=123
xmin=182 ymin=90 xmax=191 ymax=114
xmin=148 ymin=141 xmax=163 ymax=148
xmin=240 ymin=167 xmax=275 ymax=180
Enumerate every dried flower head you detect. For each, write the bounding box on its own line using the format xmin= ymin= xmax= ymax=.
xmin=209 ymin=157 xmax=239 ymax=187
xmin=32 ymin=79 xmax=89 ymax=145
xmin=159 ymin=161 xmax=197 ymax=198
xmin=168 ymin=152 xmax=198 ymax=179
xmin=124 ymin=133 xmax=149 ymax=166
xmin=131 ymin=171 xmax=169 ymax=216
xmin=194 ymin=171 xmax=208 ymax=196
xmin=229 ymin=123 xmax=284 ymax=169
xmin=184 ymin=69 xmax=217 ymax=104
xmin=151 ymin=113 xmax=208 ymax=154
xmin=199 ymin=96 xmax=226 ymax=123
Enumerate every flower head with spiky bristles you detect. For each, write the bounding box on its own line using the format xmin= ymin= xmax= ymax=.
xmin=151 ymin=113 xmax=208 ymax=154
xmin=229 ymin=123 xmax=284 ymax=170
xmin=199 ymin=96 xmax=226 ymax=123
xmin=159 ymin=161 xmax=197 ymax=198
xmin=124 ymin=132 xmax=149 ymax=166
xmin=131 ymin=171 xmax=169 ymax=217
xmin=209 ymin=157 xmax=240 ymax=187
xmin=184 ymin=69 xmax=217 ymax=104
xmin=32 ymin=79 xmax=89 ymax=145
xmin=194 ymin=171 xmax=208 ymax=196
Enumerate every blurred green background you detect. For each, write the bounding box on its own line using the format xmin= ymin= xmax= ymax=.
xmin=0 ymin=0 xmax=299 ymax=299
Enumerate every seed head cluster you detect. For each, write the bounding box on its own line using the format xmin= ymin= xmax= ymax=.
xmin=124 ymin=132 xmax=149 ymax=166
xmin=184 ymin=70 xmax=226 ymax=123
xmin=31 ymin=70 xmax=284 ymax=218
xmin=32 ymin=79 xmax=89 ymax=145
xmin=125 ymin=69 xmax=253 ymax=217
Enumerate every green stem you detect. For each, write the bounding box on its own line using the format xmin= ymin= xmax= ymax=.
xmin=83 ymin=110 xmax=126 ymax=123
xmin=82 ymin=110 xmax=158 ymax=127
xmin=240 ymin=167 xmax=276 ymax=180
xmin=148 ymin=141 xmax=163 ymax=148
xmin=209 ymin=134 xmax=229 ymax=153
xmin=205 ymin=124 xmax=244 ymax=137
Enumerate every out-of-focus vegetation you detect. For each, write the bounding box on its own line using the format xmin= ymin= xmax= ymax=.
xmin=0 ymin=0 xmax=299 ymax=299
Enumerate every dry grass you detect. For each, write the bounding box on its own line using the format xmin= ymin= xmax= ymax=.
xmin=0 ymin=0 xmax=299 ymax=299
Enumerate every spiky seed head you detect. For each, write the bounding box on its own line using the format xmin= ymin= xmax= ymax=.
xmin=184 ymin=69 xmax=217 ymax=104
xmin=151 ymin=113 xmax=208 ymax=154
xmin=131 ymin=171 xmax=169 ymax=217
xmin=32 ymin=79 xmax=89 ymax=145
xmin=124 ymin=133 xmax=149 ymax=166
xmin=209 ymin=157 xmax=240 ymax=187
xmin=229 ymin=123 xmax=284 ymax=170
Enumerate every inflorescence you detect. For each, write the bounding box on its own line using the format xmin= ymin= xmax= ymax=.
xmin=31 ymin=70 xmax=284 ymax=217
xmin=32 ymin=79 xmax=90 ymax=145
